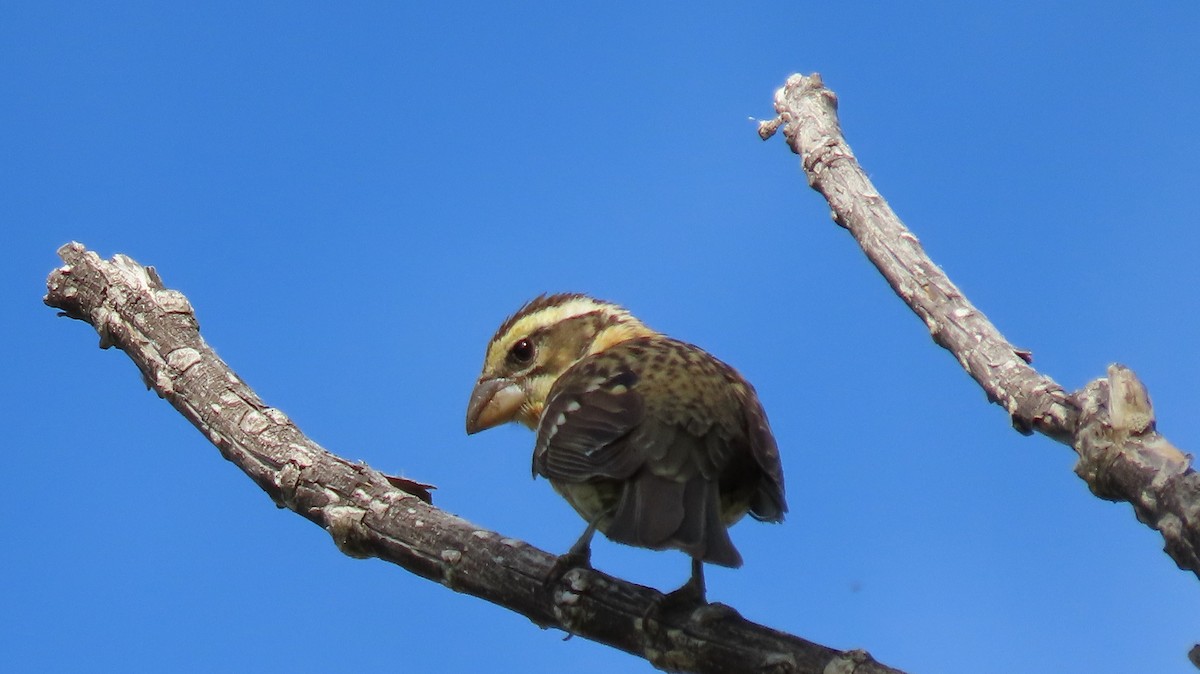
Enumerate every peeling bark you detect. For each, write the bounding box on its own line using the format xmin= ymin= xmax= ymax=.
xmin=44 ymin=242 xmax=904 ymax=674
xmin=760 ymin=73 xmax=1199 ymax=581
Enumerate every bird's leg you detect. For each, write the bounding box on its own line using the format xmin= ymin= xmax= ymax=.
xmin=663 ymin=557 xmax=707 ymax=608
xmin=642 ymin=558 xmax=708 ymax=625
xmin=543 ymin=518 xmax=598 ymax=589
xmin=565 ymin=519 xmax=598 ymax=565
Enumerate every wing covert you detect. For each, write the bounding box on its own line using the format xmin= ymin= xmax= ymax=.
xmin=533 ymin=358 xmax=645 ymax=482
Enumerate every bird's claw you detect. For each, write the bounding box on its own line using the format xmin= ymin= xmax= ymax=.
xmin=641 ymin=564 xmax=708 ymax=625
xmin=641 ymin=588 xmax=706 ymax=628
xmin=543 ymin=547 xmax=592 ymax=591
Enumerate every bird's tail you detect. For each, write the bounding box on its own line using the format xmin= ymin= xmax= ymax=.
xmin=605 ymin=472 xmax=744 ymax=568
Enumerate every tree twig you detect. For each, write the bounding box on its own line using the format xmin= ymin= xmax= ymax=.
xmin=44 ymin=242 xmax=905 ymax=674
xmin=760 ymin=73 xmax=1199 ymax=580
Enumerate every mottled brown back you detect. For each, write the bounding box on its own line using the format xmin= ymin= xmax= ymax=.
xmin=533 ymin=336 xmax=786 ymax=567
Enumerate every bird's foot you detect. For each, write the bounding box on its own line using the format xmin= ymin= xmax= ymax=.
xmin=641 ymin=560 xmax=708 ymax=625
xmin=543 ymin=545 xmax=592 ymax=591
xmin=641 ymin=584 xmax=708 ymax=629
xmin=545 ymin=520 xmax=599 ymax=591
xmin=663 ymin=578 xmax=707 ymax=609
xmin=660 ymin=575 xmax=708 ymax=611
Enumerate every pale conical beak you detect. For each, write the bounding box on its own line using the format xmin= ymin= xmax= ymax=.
xmin=465 ymin=377 xmax=524 ymax=434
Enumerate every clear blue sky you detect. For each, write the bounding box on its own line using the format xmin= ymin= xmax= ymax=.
xmin=4 ymin=3 xmax=1198 ymax=673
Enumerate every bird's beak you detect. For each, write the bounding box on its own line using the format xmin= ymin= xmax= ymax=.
xmin=465 ymin=377 xmax=524 ymax=434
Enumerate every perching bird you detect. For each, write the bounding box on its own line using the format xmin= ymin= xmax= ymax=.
xmin=465 ymin=293 xmax=786 ymax=604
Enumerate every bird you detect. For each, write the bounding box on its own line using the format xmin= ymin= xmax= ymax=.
xmin=465 ymin=293 xmax=786 ymax=606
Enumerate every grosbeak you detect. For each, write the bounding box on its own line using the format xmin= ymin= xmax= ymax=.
xmin=466 ymin=293 xmax=785 ymax=603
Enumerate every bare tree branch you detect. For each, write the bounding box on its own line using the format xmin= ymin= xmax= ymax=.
xmin=49 ymin=73 xmax=1194 ymax=670
xmin=44 ymin=241 xmax=905 ymax=674
xmin=759 ymin=73 xmax=1200 ymax=581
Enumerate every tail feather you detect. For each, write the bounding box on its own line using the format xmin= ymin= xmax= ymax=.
xmin=605 ymin=472 xmax=743 ymax=568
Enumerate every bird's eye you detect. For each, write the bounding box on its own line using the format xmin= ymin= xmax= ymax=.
xmin=509 ymin=338 xmax=535 ymax=364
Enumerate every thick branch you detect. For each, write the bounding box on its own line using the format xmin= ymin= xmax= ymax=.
xmin=44 ymin=242 xmax=904 ymax=674
xmin=761 ymin=73 xmax=1200 ymax=580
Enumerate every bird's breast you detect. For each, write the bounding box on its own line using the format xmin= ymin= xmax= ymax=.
xmin=549 ymin=478 xmax=623 ymax=532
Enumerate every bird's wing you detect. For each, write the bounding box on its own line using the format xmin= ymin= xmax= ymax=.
xmin=533 ymin=337 xmax=726 ymax=483
xmin=732 ymin=379 xmax=787 ymax=521
xmin=631 ymin=336 xmax=786 ymax=524
xmin=532 ymin=353 xmax=646 ymax=482
xmin=533 ymin=337 xmax=758 ymax=566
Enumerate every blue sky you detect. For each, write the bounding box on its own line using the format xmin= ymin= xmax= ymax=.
xmin=4 ymin=3 xmax=1198 ymax=673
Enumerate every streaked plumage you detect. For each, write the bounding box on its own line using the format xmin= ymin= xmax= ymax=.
xmin=466 ymin=293 xmax=786 ymax=601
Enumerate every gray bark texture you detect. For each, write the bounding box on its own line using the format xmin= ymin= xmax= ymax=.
xmin=44 ymin=240 xmax=904 ymax=674
xmin=760 ymin=74 xmax=1199 ymax=581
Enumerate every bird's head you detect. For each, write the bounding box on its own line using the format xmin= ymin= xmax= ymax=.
xmin=465 ymin=293 xmax=657 ymax=434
